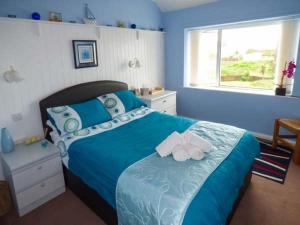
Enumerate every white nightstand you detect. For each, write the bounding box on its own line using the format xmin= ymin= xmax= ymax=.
xmin=1 ymin=141 xmax=65 ymax=216
xmin=140 ymin=90 xmax=177 ymax=115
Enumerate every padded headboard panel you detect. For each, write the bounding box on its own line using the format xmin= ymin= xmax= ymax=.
xmin=39 ymin=80 xmax=128 ymax=140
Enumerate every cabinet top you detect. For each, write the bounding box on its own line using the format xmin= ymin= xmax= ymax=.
xmin=1 ymin=141 xmax=59 ymax=172
xmin=139 ymin=90 xmax=176 ymax=102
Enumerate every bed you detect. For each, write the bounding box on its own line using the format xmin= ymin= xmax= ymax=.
xmin=39 ymin=80 xmax=259 ymax=225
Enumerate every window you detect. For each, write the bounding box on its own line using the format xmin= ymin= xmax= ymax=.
xmin=185 ymin=18 xmax=300 ymax=93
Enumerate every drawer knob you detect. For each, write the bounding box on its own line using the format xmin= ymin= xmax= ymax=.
xmin=40 ymin=183 xmax=46 ymax=188
xmin=37 ymin=166 xmax=43 ymax=170
xmin=163 ymin=100 xmax=167 ymax=103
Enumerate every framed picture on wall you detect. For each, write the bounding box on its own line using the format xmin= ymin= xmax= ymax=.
xmin=72 ymin=40 xmax=98 ymax=69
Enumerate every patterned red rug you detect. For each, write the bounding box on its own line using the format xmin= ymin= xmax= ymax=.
xmin=252 ymin=141 xmax=292 ymax=184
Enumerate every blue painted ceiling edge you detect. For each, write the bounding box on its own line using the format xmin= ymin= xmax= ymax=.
xmin=0 ymin=0 xmax=162 ymax=29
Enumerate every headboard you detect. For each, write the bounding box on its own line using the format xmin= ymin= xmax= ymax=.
xmin=39 ymin=80 xmax=128 ymax=140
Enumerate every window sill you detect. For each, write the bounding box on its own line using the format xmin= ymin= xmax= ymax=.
xmin=184 ymin=85 xmax=297 ymax=98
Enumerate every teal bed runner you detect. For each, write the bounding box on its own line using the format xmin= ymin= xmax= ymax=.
xmin=116 ymin=121 xmax=246 ymax=225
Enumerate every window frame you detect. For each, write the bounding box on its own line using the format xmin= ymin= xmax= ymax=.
xmin=184 ymin=15 xmax=300 ymax=93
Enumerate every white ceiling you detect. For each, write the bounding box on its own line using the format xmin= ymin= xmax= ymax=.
xmin=153 ymin=0 xmax=219 ymax=12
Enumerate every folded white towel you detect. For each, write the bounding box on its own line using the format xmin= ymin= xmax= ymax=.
xmin=172 ymin=145 xmax=191 ymax=161
xmin=156 ymin=131 xmax=184 ymax=157
xmin=183 ymin=143 xmax=205 ymax=160
xmin=183 ymin=131 xmax=213 ymax=153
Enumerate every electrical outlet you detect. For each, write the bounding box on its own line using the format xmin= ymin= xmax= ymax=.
xmin=11 ymin=113 xmax=23 ymax=122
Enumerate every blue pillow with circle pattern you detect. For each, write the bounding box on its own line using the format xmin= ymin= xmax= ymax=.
xmin=97 ymin=90 xmax=146 ymax=118
xmin=47 ymin=98 xmax=111 ymax=136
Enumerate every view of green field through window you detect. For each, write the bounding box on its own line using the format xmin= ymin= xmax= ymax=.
xmin=220 ymin=24 xmax=281 ymax=90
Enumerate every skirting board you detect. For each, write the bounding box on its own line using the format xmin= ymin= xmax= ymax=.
xmin=251 ymin=131 xmax=273 ymax=142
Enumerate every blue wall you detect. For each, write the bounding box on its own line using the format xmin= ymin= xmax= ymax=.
xmin=0 ymin=0 xmax=162 ymax=29
xmin=163 ymin=0 xmax=300 ymax=135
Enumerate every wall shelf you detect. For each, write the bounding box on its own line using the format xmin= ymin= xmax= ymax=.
xmin=0 ymin=17 xmax=166 ymax=34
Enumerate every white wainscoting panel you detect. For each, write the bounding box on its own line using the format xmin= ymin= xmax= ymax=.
xmin=0 ymin=19 xmax=164 ymax=179
xmin=0 ymin=18 xmax=164 ymax=140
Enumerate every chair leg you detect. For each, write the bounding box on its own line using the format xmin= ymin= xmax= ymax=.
xmin=272 ymin=119 xmax=280 ymax=149
xmin=293 ymin=135 xmax=300 ymax=165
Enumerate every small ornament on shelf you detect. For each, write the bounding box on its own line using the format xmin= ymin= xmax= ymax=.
xmin=83 ymin=3 xmax=96 ymax=25
xmin=49 ymin=11 xmax=62 ymax=22
xmin=130 ymin=24 xmax=137 ymax=29
xmin=31 ymin=12 xmax=41 ymax=20
xmin=117 ymin=21 xmax=126 ymax=28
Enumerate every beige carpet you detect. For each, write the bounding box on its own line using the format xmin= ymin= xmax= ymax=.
xmin=231 ymin=161 xmax=300 ymax=225
xmin=1 ymin=162 xmax=300 ymax=225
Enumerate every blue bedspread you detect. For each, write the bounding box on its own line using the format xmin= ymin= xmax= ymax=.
xmin=68 ymin=112 xmax=259 ymax=225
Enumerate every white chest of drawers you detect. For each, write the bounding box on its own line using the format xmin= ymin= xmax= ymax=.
xmin=1 ymin=141 xmax=65 ymax=216
xmin=140 ymin=90 xmax=177 ymax=115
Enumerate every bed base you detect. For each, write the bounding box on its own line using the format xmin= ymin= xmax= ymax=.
xmin=63 ymin=166 xmax=117 ymax=225
xmin=63 ymin=165 xmax=252 ymax=225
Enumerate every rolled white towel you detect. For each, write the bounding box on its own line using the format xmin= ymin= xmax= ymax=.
xmin=172 ymin=145 xmax=191 ymax=161
xmin=183 ymin=143 xmax=205 ymax=160
xmin=156 ymin=131 xmax=184 ymax=157
xmin=183 ymin=131 xmax=213 ymax=153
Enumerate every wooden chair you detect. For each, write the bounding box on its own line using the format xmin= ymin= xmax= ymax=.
xmin=273 ymin=118 xmax=300 ymax=164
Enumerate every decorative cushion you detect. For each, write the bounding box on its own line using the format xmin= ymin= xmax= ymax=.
xmin=98 ymin=91 xmax=146 ymax=118
xmin=47 ymin=99 xmax=111 ymax=136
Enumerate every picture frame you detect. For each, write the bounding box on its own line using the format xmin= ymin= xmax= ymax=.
xmin=49 ymin=11 xmax=62 ymax=22
xmin=72 ymin=40 xmax=98 ymax=69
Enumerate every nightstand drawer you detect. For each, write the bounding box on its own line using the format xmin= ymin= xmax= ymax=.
xmin=16 ymin=173 xmax=65 ymax=209
xmin=161 ymin=106 xmax=177 ymax=115
xmin=13 ymin=156 xmax=62 ymax=193
xmin=151 ymin=94 xmax=176 ymax=111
